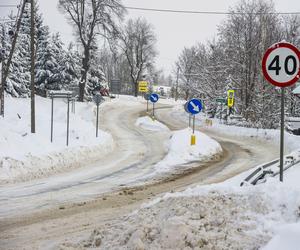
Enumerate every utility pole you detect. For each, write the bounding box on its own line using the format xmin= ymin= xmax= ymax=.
xmin=0 ymin=27 xmax=4 ymax=117
xmin=30 ymin=0 xmax=35 ymax=133
xmin=0 ymin=60 xmax=3 ymax=117
xmin=175 ymin=65 xmax=179 ymax=101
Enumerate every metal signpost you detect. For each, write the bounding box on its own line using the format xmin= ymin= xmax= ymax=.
xmin=262 ymin=42 xmax=300 ymax=182
xmin=68 ymin=84 xmax=79 ymax=114
xmin=185 ymin=98 xmax=203 ymax=145
xmin=149 ymin=93 xmax=159 ymax=118
xmin=144 ymin=93 xmax=150 ymax=112
xmin=93 ymin=93 xmax=104 ymax=138
xmin=49 ymin=91 xmax=73 ymax=146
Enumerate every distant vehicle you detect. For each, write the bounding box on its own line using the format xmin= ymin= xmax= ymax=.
xmin=99 ymin=86 xmax=109 ymax=97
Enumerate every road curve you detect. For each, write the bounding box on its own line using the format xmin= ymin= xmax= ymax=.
xmin=0 ymin=101 xmax=278 ymax=249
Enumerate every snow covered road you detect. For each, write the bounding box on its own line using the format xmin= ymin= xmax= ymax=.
xmin=0 ymin=98 xmax=172 ymax=220
xmin=0 ymin=98 xmax=280 ymax=249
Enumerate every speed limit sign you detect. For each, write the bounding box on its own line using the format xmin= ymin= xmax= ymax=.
xmin=262 ymin=42 xmax=300 ymax=87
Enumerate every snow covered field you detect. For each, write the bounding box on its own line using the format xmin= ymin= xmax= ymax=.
xmin=0 ymin=96 xmax=113 ymax=184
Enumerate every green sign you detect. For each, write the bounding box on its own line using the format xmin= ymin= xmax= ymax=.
xmin=216 ymin=98 xmax=226 ymax=104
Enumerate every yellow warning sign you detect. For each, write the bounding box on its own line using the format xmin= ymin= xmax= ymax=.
xmin=227 ymin=90 xmax=235 ymax=108
xmin=139 ymin=87 xmax=148 ymax=92
xmin=138 ymin=81 xmax=148 ymax=92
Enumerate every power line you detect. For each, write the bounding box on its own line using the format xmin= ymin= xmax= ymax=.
xmin=124 ymin=6 xmax=300 ymax=15
xmin=0 ymin=5 xmax=18 ymax=8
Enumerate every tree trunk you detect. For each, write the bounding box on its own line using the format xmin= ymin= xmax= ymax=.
xmin=79 ymin=48 xmax=90 ymax=102
xmin=134 ymin=81 xmax=138 ymax=97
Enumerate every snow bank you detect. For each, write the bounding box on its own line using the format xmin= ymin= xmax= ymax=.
xmin=75 ymin=171 xmax=300 ymax=250
xmin=171 ymin=107 xmax=300 ymax=152
xmin=135 ymin=116 xmax=170 ymax=132
xmin=0 ymin=96 xmax=114 ymax=184
xmin=135 ymin=115 xmax=222 ymax=175
xmin=154 ymin=128 xmax=222 ymax=174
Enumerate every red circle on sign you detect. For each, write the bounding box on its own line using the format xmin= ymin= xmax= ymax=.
xmin=262 ymin=42 xmax=300 ymax=87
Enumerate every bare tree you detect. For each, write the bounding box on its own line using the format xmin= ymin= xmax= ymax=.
xmin=58 ymin=0 xmax=124 ymax=101
xmin=117 ymin=18 xmax=157 ymax=97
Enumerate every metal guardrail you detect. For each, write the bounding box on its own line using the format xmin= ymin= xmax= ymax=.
xmin=240 ymin=152 xmax=300 ymax=186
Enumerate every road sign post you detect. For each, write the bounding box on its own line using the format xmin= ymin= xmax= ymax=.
xmin=149 ymin=93 xmax=159 ymax=119
xmin=184 ymin=98 xmax=203 ymax=145
xmin=48 ymin=91 xmax=73 ymax=146
xmin=93 ymin=94 xmax=104 ymax=138
xmin=144 ymin=93 xmax=150 ymax=112
xmin=262 ymin=42 xmax=300 ymax=182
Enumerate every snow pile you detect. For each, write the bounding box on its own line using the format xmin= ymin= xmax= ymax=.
xmin=135 ymin=116 xmax=170 ymax=132
xmin=73 ymin=180 xmax=300 ymax=250
xmin=0 ymin=97 xmax=113 ymax=184
xmin=154 ymin=128 xmax=222 ymax=174
xmin=171 ymin=108 xmax=300 ymax=152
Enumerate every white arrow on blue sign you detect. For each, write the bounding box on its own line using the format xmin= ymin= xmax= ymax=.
xmin=186 ymin=98 xmax=202 ymax=115
xmin=150 ymin=93 xmax=159 ymax=103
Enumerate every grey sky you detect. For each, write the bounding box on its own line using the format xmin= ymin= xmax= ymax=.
xmin=1 ymin=0 xmax=300 ymax=75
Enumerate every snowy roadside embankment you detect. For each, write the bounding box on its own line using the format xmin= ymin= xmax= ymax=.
xmin=153 ymin=128 xmax=222 ymax=174
xmin=0 ymin=96 xmax=114 ymax=184
xmin=75 ymin=164 xmax=300 ymax=250
xmin=136 ymin=116 xmax=223 ymax=176
xmin=170 ymin=105 xmax=300 ymax=152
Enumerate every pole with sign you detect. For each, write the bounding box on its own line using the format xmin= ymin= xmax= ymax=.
xmin=227 ymin=89 xmax=235 ymax=116
xmin=49 ymin=91 xmax=73 ymax=146
xmin=93 ymin=93 xmax=105 ymax=137
xmin=149 ymin=93 xmax=159 ymax=119
xmin=185 ymin=98 xmax=203 ymax=145
xmin=144 ymin=93 xmax=150 ymax=112
xmin=138 ymin=81 xmax=148 ymax=94
xmin=262 ymin=41 xmax=300 ymax=182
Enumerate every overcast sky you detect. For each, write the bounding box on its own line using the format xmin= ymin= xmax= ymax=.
xmin=1 ymin=0 xmax=300 ymax=75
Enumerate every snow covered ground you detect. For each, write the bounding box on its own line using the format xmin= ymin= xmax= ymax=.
xmin=0 ymin=96 xmax=113 ymax=184
xmin=135 ymin=116 xmax=170 ymax=132
xmin=70 ymin=103 xmax=300 ymax=250
xmin=136 ymin=116 xmax=223 ymax=176
xmin=75 ymin=159 xmax=300 ymax=250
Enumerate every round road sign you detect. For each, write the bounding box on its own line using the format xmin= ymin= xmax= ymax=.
xmin=262 ymin=42 xmax=300 ymax=87
xmin=144 ymin=93 xmax=150 ymax=101
xmin=150 ymin=93 xmax=159 ymax=103
xmin=93 ymin=93 xmax=104 ymax=105
xmin=186 ymin=98 xmax=202 ymax=115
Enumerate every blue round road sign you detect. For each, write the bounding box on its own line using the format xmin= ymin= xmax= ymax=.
xmin=186 ymin=98 xmax=202 ymax=115
xmin=150 ymin=93 xmax=159 ymax=103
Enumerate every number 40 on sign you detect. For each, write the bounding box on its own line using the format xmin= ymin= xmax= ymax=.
xmin=262 ymin=42 xmax=300 ymax=87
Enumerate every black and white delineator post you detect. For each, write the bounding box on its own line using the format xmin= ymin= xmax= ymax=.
xmin=93 ymin=93 xmax=104 ymax=137
xmin=49 ymin=91 xmax=73 ymax=146
xmin=262 ymin=42 xmax=300 ymax=182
